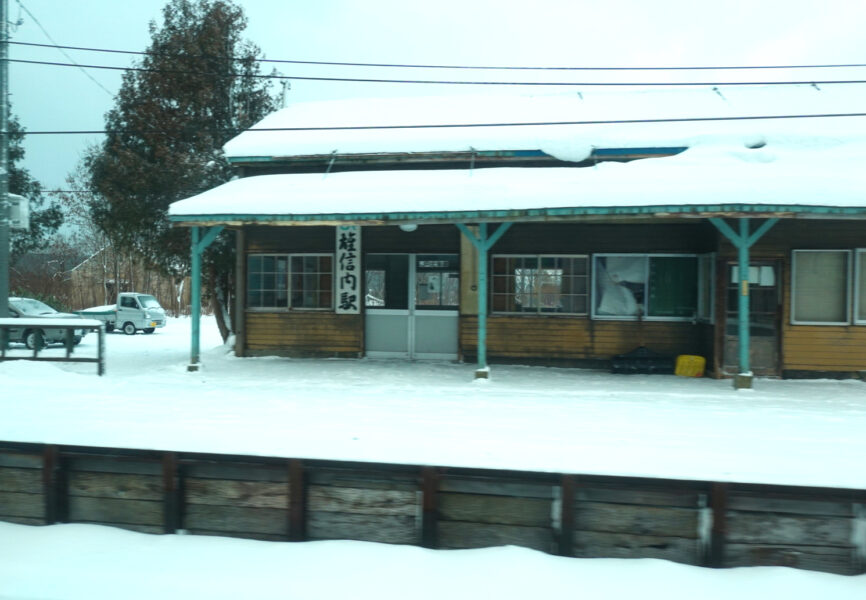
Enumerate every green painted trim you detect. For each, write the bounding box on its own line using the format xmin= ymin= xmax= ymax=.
xmin=709 ymin=217 xmax=779 ymax=377
xmin=190 ymin=226 xmax=201 ymax=367
xmin=170 ymin=203 xmax=866 ymax=225
xmin=225 ymin=147 xmax=686 ymax=166
xmin=189 ymin=225 xmax=226 ymax=368
xmin=456 ymin=222 xmax=513 ymax=372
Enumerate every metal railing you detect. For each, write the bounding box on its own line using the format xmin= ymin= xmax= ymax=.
xmin=0 ymin=317 xmax=106 ymax=375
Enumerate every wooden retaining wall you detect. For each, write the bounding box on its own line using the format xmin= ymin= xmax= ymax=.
xmin=1 ymin=443 xmax=864 ymax=576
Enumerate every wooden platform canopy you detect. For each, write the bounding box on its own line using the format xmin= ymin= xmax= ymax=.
xmin=169 ymin=141 xmax=866 ymax=386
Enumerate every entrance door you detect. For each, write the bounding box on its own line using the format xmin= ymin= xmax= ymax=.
xmin=723 ymin=261 xmax=781 ymax=375
xmin=364 ymin=254 xmax=460 ymax=359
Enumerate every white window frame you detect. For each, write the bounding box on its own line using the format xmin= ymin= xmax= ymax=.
xmin=591 ymin=253 xmax=700 ymax=322
xmin=790 ymin=249 xmax=851 ymax=326
xmin=247 ymin=253 xmax=335 ymax=312
xmin=490 ymin=254 xmax=589 ymax=316
xmin=855 ymin=249 xmax=866 ymax=326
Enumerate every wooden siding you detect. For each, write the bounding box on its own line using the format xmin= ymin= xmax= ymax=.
xmin=714 ymin=220 xmax=866 ymax=375
xmin=66 ymin=456 xmax=164 ymax=534
xmin=245 ymin=312 xmax=362 ymax=357
xmin=717 ymin=219 xmax=866 ymax=259
xmin=780 ymin=257 xmax=866 ymax=372
xmin=306 ymin=466 xmax=419 ymax=545
xmin=436 ymin=474 xmax=557 ymax=553
xmin=573 ymin=482 xmax=706 ymax=565
xmin=494 ymin=222 xmax=718 ymax=255
xmin=2 ymin=444 xmax=865 ymax=576
xmin=246 ymin=226 xmax=334 ymax=253
xmin=461 ymin=316 xmax=712 ymax=362
xmin=183 ymin=460 xmax=290 ymax=541
xmin=363 ymin=224 xmax=460 ymax=254
xmin=0 ymin=451 xmax=45 ymax=526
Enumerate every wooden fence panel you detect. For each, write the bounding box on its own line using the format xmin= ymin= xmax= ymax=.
xmin=436 ymin=475 xmax=557 ymax=553
xmin=723 ymin=490 xmax=859 ymax=574
xmin=181 ymin=461 xmax=290 ymax=540
xmin=66 ymin=459 xmax=163 ymax=534
xmin=573 ymin=483 xmax=705 ymax=566
xmin=0 ymin=452 xmax=45 ymax=525
xmin=306 ymin=466 xmax=420 ymax=545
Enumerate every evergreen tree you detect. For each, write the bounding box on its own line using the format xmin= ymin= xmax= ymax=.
xmin=86 ymin=0 xmax=279 ymax=339
xmin=9 ymin=112 xmax=63 ymax=261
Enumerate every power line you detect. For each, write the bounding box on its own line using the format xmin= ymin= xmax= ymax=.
xmin=11 ymin=39 xmax=866 ymax=72
xmin=12 ymin=58 xmax=866 ymax=87
xmin=18 ymin=111 xmax=866 ymax=135
xmin=13 ymin=1 xmax=113 ymax=96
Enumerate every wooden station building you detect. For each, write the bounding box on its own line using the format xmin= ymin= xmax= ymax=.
xmin=169 ymin=90 xmax=866 ymax=384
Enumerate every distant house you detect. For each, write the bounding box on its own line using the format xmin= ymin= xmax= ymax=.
xmin=169 ymin=87 xmax=866 ymax=384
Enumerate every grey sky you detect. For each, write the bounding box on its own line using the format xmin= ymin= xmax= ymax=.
xmin=9 ymin=0 xmax=866 ymax=191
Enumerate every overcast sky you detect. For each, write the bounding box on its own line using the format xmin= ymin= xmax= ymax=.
xmin=9 ymin=0 xmax=866 ymax=191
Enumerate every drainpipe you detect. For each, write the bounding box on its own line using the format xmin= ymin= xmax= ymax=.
xmin=708 ymin=217 xmax=779 ymax=389
xmin=456 ymin=222 xmax=513 ymax=378
xmin=188 ymin=224 xmax=225 ymax=371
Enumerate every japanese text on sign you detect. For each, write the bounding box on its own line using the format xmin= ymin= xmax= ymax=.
xmin=336 ymin=226 xmax=361 ymax=313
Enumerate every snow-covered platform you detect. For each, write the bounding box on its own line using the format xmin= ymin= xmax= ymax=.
xmin=1 ymin=317 xmax=865 ymax=490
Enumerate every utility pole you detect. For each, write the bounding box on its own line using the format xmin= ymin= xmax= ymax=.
xmin=0 ymin=0 xmax=8 ymax=320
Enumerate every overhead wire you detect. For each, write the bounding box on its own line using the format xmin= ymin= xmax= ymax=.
xmin=18 ymin=111 xmax=866 ymax=136
xmin=11 ymin=58 xmax=866 ymax=87
xmin=10 ymin=39 xmax=866 ymax=72
xmin=12 ymin=1 xmax=113 ymax=96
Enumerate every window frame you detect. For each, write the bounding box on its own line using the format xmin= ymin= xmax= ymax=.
xmin=790 ymin=249 xmax=852 ymax=326
xmin=591 ymin=253 xmax=700 ymax=322
xmin=854 ymin=249 xmax=866 ymax=326
xmin=490 ymin=254 xmax=589 ymax=316
xmin=247 ymin=252 xmax=335 ymax=312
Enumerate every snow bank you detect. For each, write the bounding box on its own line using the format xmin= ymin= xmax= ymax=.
xmin=0 ymin=522 xmax=863 ymax=600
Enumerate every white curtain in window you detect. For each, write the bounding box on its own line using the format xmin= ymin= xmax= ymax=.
xmin=793 ymin=251 xmax=848 ymax=323
xmin=596 ymin=256 xmax=646 ymax=316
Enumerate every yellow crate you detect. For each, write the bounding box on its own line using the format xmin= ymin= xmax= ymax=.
xmin=675 ymin=355 xmax=706 ymax=377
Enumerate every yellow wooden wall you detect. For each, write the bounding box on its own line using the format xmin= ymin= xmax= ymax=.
xmin=460 ymin=316 xmax=712 ymax=362
xmin=714 ymin=220 xmax=866 ymax=374
xmin=778 ymin=261 xmax=866 ymax=373
xmin=245 ymin=312 xmax=363 ymax=357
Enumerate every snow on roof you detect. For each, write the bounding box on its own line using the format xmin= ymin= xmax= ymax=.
xmin=171 ymin=138 xmax=866 ymax=220
xmin=224 ymin=84 xmax=866 ymax=160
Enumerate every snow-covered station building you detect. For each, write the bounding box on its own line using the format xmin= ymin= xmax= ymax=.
xmin=169 ymin=86 xmax=866 ymax=385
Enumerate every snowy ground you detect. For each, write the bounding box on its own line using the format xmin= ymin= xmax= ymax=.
xmin=1 ymin=316 xmax=865 ymax=489
xmin=1 ymin=521 xmax=864 ymax=600
xmin=2 ymin=317 xmax=866 ymax=598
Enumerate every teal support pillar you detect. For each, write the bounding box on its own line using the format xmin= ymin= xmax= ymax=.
xmin=188 ymin=224 xmax=225 ymax=371
xmin=737 ymin=218 xmax=750 ymax=377
xmin=709 ymin=217 xmax=779 ymax=388
xmin=456 ymin=222 xmax=513 ymax=378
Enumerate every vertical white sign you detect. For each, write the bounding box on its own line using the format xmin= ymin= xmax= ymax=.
xmin=336 ymin=225 xmax=361 ymax=313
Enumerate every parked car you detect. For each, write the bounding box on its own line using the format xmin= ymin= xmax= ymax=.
xmin=78 ymin=292 xmax=166 ymax=335
xmin=6 ymin=297 xmax=88 ymax=349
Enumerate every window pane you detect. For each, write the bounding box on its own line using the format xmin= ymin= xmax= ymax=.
xmin=648 ymin=256 xmax=697 ymax=318
xmin=595 ymin=255 xmax=646 ymax=316
xmin=290 ymin=254 xmax=334 ymax=309
xmin=492 ymin=255 xmax=587 ymax=315
xmin=794 ymin=251 xmax=848 ymax=323
xmin=247 ymin=255 xmax=288 ymax=308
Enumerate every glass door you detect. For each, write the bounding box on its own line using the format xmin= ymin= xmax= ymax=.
xmin=364 ymin=254 xmax=459 ymax=359
xmin=723 ymin=261 xmax=781 ymax=375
